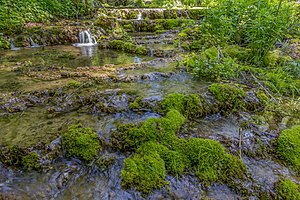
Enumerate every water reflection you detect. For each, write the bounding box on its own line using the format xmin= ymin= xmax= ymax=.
xmin=79 ymin=46 xmax=98 ymax=57
xmin=0 ymin=45 xmax=152 ymax=68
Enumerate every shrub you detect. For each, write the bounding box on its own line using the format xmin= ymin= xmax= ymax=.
xmin=62 ymin=124 xmax=101 ymax=162
xmin=277 ymin=125 xmax=300 ymax=173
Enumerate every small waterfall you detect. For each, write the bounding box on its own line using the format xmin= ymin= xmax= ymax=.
xmin=73 ymin=30 xmax=97 ymax=47
xmin=29 ymin=37 xmax=40 ymax=48
xmin=137 ymin=11 xmax=143 ymax=20
xmin=10 ymin=42 xmax=21 ymax=51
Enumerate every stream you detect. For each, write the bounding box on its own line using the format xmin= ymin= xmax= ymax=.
xmin=0 ymin=25 xmax=299 ymax=199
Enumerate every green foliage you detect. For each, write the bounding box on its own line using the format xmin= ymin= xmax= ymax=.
xmin=275 ymin=179 xmax=300 ymax=200
xmin=62 ymin=124 xmax=101 ymax=162
xmin=185 ymin=53 xmax=241 ymax=81
xmin=22 ymin=152 xmax=40 ymax=170
xmin=123 ymin=24 xmax=134 ymax=32
xmin=277 ymin=125 xmax=300 ymax=173
xmin=201 ymin=0 xmax=297 ymax=65
xmin=0 ymin=0 xmax=101 ymax=34
xmin=121 ymin=152 xmax=168 ymax=194
xmin=161 ymin=93 xmax=210 ymax=120
xmin=208 ymin=83 xmax=246 ymax=113
xmin=0 ymin=35 xmax=10 ymax=49
xmin=263 ymin=69 xmax=299 ymax=97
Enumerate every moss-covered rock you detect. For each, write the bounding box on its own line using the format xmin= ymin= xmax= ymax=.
xmin=136 ymin=45 xmax=147 ymax=55
xmin=275 ymin=179 xmax=300 ymax=200
xmin=277 ymin=125 xmax=300 ymax=173
xmin=121 ymin=152 xmax=168 ymax=194
xmin=0 ymin=146 xmax=40 ymax=170
xmin=208 ymin=83 xmax=246 ymax=113
xmin=62 ymin=124 xmax=101 ymax=162
xmin=183 ymin=138 xmax=245 ymax=186
xmin=22 ymin=152 xmax=40 ymax=170
xmin=0 ymin=146 xmax=25 ymax=168
xmin=161 ymin=93 xmax=210 ymax=120
xmin=112 ymin=109 xmax=185 ymax=152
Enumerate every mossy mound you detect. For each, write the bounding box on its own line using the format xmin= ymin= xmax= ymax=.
xmin=62 ymin=124 xmax=101 ymax=162
xmin=0 ymin=146 xmax=40 ymax=170
xmin=115 ymin=97 xmax=246 ymax=194
xmin=137 ymin=142 xmax=189 ymax=176
xmin=277 ymin=125 xmax=300 ymax=173
xmin=208 ymin=83 xmax=246 ymax=113
xmin=121 ymin=152 xmax=168 ymax=194
xmin=161 ymin=93 xmax=210 ymax=120
xmin=112 ymin=109 xmax=185 ymax=152
xmin=183 ymin=138 xmax=245 ymax=186
xmin=22 ymin=152 xmax=40 ymax=170
xmin=275 ymin=179 xmax=300 ymax=200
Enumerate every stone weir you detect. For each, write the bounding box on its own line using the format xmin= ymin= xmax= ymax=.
xmin=98 ymin=8 xmax=205 ymax=20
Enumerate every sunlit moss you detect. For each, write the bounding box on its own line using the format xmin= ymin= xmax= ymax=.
xmin=62 ymin=124 xmax=101 ymax=162
xmin=208 ymin=83 xmax=246 ymax=113
xmin=121 ymin=152 xmax=168 ymax=194
xmin=275 ymin=178 xmax=300 ymax=200
xmin=277 ymin=125 xmax=300 ymax=173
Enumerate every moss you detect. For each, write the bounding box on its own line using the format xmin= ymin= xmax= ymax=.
xmin=208 ymin=83 xmax=246 ymax=113
xmin=223 ymin=45 xmax=249 ymax=62
xmin=0 ymin=145 xmax=25 ymax=168
xmin=135 ymin=45 xmax=147 ymax=55
xmin=137 ymin=142 xmax=188 ymax=176
xmin=123 ymin=24 xmax=134 ymax=32
xmin=95 ymin=154 xmax=116 ymax=170
xmin=129 ymin=97 xmax=144 ymax=110
xmin=277 ymin=125 xmax=300 ymax=173
xmin=256 ymin=88 xmax=270 ymax=106
xmin=121 ymin=152 xmax=168 ymax=194
xmin=161 ymin=93 xmax=210 ymax=120
xmin=263 ymin=50 xmax=280 ymax=67
xmin=22 ymin=152 xmax=40 ymax=170
xmin=0 ymin=146 xmax=40 ymax=170
xmin=112 ymin=109 xmax=185 ymax=152
xmin=203 ymin=47 xmax=218 ymax=61
xmin=62 ymin=124 xmax=101 ymax=162
xmin=65 ymin=80 xmax=81 ymax=88
xmin=109 ymin=40 xmax=136 ymax=53
xmin=275 ymin=179 xmax=300 ymax=200
xmin=183 ymin=138 xmax=245 ymax=186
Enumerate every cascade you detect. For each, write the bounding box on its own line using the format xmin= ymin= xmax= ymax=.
xmin=10 ymin=42 xmax=21 ymax=51
xmin=73 ymin=30 xmax=97 ymax=47
xmin=29 ymin=37 xmax=40 ymax=48
xmin=137 ymin=11 xmax=143 ymax=20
